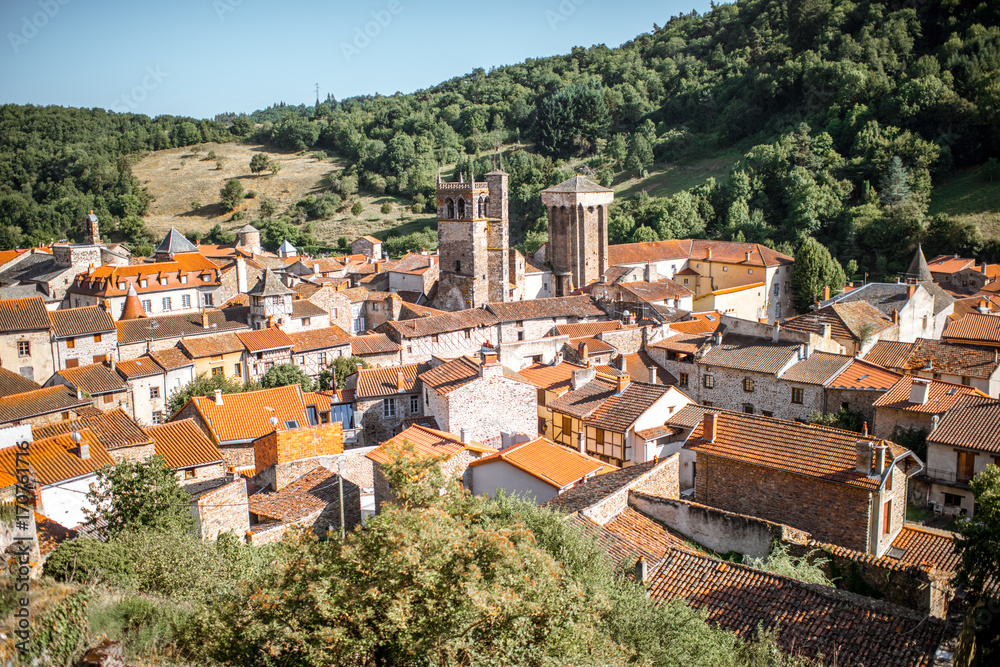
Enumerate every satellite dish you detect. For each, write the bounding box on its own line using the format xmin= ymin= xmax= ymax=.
xmin=270 ymin=416 xmax=279 ymax=428
xmin=71 ymin=431 xmax=82 ymax=444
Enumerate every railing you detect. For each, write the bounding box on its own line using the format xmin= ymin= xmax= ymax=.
xmin=924 ymin=467 xmax=974 ymax=485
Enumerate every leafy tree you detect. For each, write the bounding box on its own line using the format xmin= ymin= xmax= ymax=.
xmin=380 ymin=201 xmax=393 ymax=214
xmin=259 ymin=197 xmax=278 ymax=218
xmin=790 ymin=237 xmax=846 ymax=313
xmin=168 ymin=372 xmax=256 ymax=416
xmin=230 ymin=116 xmax=253 ymax=137
xmin=260 ymin=363 xmax=313 ymax=392
xmin=743 ymin=542 xmax=833 ymax=586
xmin=339 ymin=174 xmax=358 ymax=198
xmin=250 ymin=153 xmax=270 ymax=175
xmin=892 ymin=426 xmax=928 ymax=462
xmin=632 ymin=225 xmax=658 ymax=243
xmin=83 ymin=456 xmax=195 ymax=539
xmin=808 ymin=407 xmax=864 ymax=433
xmin=955 ymin=464 xmax=1000 ymax=597
xmin=625 ymin=133 xmax=653 ymax=177
xmin=219 ymin=178 xmax=244 ymax=211
xmin=351 ymin=201 xmax=363 ymax=216
xmin=330 ymin=355 xmax=369 ymax=388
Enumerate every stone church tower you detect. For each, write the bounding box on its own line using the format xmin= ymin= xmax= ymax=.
xmin=540 ymin=176 xmax=614 ymax=296
xmin=435 ymin=169 xmax=512 ymax=311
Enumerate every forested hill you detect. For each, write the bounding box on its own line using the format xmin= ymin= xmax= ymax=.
xmin=2 ymin=0 xmax=999 ymax=280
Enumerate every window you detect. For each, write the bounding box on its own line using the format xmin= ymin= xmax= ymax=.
xmin=234 ymin=364 xmax=242 ymax=376
xmin=961 ymin=376 xmax=970 ymax=385
xmin=922 ymin=315 xmax=929 ymax=330
xmin=160 ymin=278 xmax=168 ymax=286
xmin=410 ymin=395 xmax=419 ymax=413
xmin=455 ymin=261 xmax=461 ymax=272
xmin=162 ymin=297 xmax=172 ymax=312
xmin=703 ymin=374 xmax=714 ymax=388
xmin=203 ymin=293 xmax=214 ymax=307
xmin=382 ymin=398 xmax=396 ymax=418
xmin=791 ymin=387 xmax=804 ymax=404
xmin=536 ymin=388 xmax=546 ymax=406
xmin=748 ymin=269 xmax=753 ymax=274
xmin=103 ymin=394 xmax=114 ymax=404
xmin=703 ymin=401 xmax=713 ymax=407
xmin=152 ymin=411 xmax=164 ymax=424
xmin=65 ymin=359 xmax=79 ymax=369
xmin=302 ymin=317 xmax=311 ymax=326
xmin=722 ymin=266 xmax=728 ymax=272
xmin=742 ymin=404 xmax=754 ymax=414
xmin=182 ymin=294 xmax=191 ymax=309
xmin=318 ymin=352 xmax=327 ymax=366
xmin=181 ymin=275 xmax=188 ymax=284
xmin=93 ymin=354 xmax=104 ymax=364
xmin=150 ymin=386 xmax=160 ymax=399
xmin=142 ymin=299 xmax=152 ymax=313
xmin=774 ymin=283 xmax=780 ymax=295
xmin=66 ymin=338 xmax=75 ymax=349
xmin=140 ymin=279 xmax=148 ymax=288
xmin=957 ymin=451 xmax=976 ymax=483
xmin=683 ymin=278 xmax=689 ymax=285
xmin=284 ymin=420 xmax=299 ymax=429
xmin=184 ymin=468 xmax=196 ymax=479
xmin=743 ymin=378 xmax=754 ymax=392
xmin=882 ymin=500 xmax=892 ymax=535
xmin=943 ymin=493 xmax=963 ymax=507
xmin=212 ymin=367 xmax=224 ymax=377
xmin=93 ymin=334 xmax=102 ymax=343
xmin=761 ymin=410 xmax=773 ymax=417
xmin=17 ymin=341 xmax=29 ymax=357
xmin=679 ymin=372 xmax=689 ymax=387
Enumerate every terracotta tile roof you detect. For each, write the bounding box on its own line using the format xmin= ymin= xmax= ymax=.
xmin=347 ymin=363 xmax=426 ymax=399
xmin=826 ymin=358 xmax=902 ymax=391
xmin=0 ymin=428 xmax=113 ymax=486
xmin=943 ymin=312 xmax=1000 ymax=345
xmin=32 ymin=408 xmax=151 ymax=450
xmin=873 ymin=375 xmax=985 ymax=414
xmin=486 ymin=295 xmax=604 ymax=323
xmin=547 ymin=376 xmax=618 ymax=419
xmin=0 ymin=296 xmax=51 ymax=332
xmin=608 ymin=240 xmax=693 ymax=266
xmin=669 ymin=318 xmax=717 ymax=334
xmin=188 ymin=385 xmax=309 ymax=443
xmin=179 ymin=332 xmax=244 ymax=358
xmin=926 ymin=393 xmax=1000 ymax=454
xmin=340 ymin=286 xmax=370 ymax=302
xmin=554 ymin=321 xmax=624 ymax=337
xmin=34 ymin=512 xmax=77 ymax=557
xmin=0 ymin=385 xmax=91 ymax=424
xmin=620 ymin=351 xmax=676 ymax=385
xmin=359 ymin=235 xmax=380 ymax=243
xmin=351 ymin=333 xmax=401 ymax=356
xmin=114 ymin=356 xmax=163 ymax=380
xmin=903 ymin=338 xmax=1000 ymax=378
xmin=780 ymin=352 xmax=852 ymax=385
xmin=650 ymin=332 xmax=711 ymax=355
xmin=782 ymin=302 xmax=893 ymax=341
xmin=290 ymin=325 xmax=353 ymax=352
xmin=646 ymin=548 xmax=946 ymax=666
xmin=543 ymin=459 xmax=668 ymax=515
xmin=891 ymin=525 xmax=961 ymax=572
xmin=572 ymin=508 xmax=690 ymax=565
xmin=607 ymin=240 xmax=793 ymax=268
xmin=665 ymin=404 xmax=723 ymax=429
xmin=863 ymin=340 xmax=915 ymax=369
xmin=0 ymin=366 xmax=41 ymax=398
xmin=148 ymin=346 xmax=194 ymax=371
xmin=699 ymin=333 xmax=800 ymax=375
xmin=927 ymin=255 xmax=976 ymax=274
xmin=687 ymin=412 xmax=904 ymax=491
xmin=384 ymin=308 xmax=499 ymax=338
xmin=419 ymin=356 xmax=529 ymax=396
xmin=50 ymin=306 xmax=115 ymax=338
xmin=291 ymin=299 xmax=326 ymax=319
xmin=951 ymin=295 xmax=1000 ymax=319
xmin=588 ymin=381 xmax=672 ymax=432
xmin=116 ymin=307 xmax=249 ymax=345
xmin=70 ymin=255 xmax=219 ymax=297
xmin=145 ymin=418 xmax=224 ymax=469
xmin=237 ymin=327 xmax=294 ymax=353
xmin=469 ymin=436 xmax=611 ymax=488
xmin=390 ymin=253 xmax=437 ymax=274
xmin=55 ymin=363 xmax=125 ymax=395
xmin=634 ymin=425 xmax=680 ymax=440
xmin=516 ymin=361 xmax=585 ymax=394
xmin=367 ymin=424 xmax=491 ymax=465
xmin=570 ymin=335 xmax=616 ymax=354
xmin=399 ymin=302 xmax=447 ymax=319
xmin=249 ymin=465 xmax=342 ymax=522
xmin=617 ymin=280 xmax=694 ymax=302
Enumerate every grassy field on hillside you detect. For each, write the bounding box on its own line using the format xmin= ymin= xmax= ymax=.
xmin=929 ymin=164 xmax=1000 ymax=238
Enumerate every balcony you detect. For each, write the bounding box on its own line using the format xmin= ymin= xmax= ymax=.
xmin=924 ymin=467 xmax=974 ymax=487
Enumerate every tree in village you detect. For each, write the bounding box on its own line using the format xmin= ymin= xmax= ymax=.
xmin=83 ymin=456 xmax=195 ymax=539
xmin=790 ymin=237 xmax=847 ymax=313
xmin=318 ymin=355 xmax=370 ymax=390
xmin=261 ymin=363 xmax=313 ymax=392
xmin=954 ymin=464 xmax=1000 ymax=597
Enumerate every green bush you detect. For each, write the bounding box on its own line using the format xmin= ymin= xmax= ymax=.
xmin=380 ymin=201 xmax=393 ymax=214
xmin=44 ymin=538 xmax=127 ymax=584
xmin=350 ymin=201 xmax=363 ymax=216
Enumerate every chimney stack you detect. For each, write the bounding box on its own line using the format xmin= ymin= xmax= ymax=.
xmin=214 ymin=389 xmax=223 ymax=405
xmin=772 ymin=323 xmax=781 ymax=343
xmin=648 ymin=366 xmax=657 ymax=384
xmin=578 ymin=431 xmax=585 ymax=454
xmin=571 ymin=367 xmax=597 ymax=390
xmin=856 ymin=440 xmax=873 ymax=474
xmin=79 ymin=440 xmax=90 ymax=460
xmin=579 ymin=342 xmax=589 ymax=361
xmin=706 ymin=247 xmax=712 ymax=261
xmin=396 ymin=371 xmax=405 ymax=392
xmin=202 ymin=309 xmax=209 ymax=329
xmin=703 ymin=413 xmax=717 ymax=442
xmin=745 ymin=251 xmax=752 ymax=262
xmin=820 ymin=323 xmax=831 ymax=339
xmin=874 ymin=442 xmax=887 ymax=476
xmin=356 ymin=363 xmax=363 ymax=374
xmin=460 ymin=428 xmax=468 ymax=444
xmin=906 ymin=283 xmax=916 ymax=299
xmin=635 ymin=556 xmax=648 ymax=583
xmin=908 ymin=378 xmax=930 ymax=405
xmin=616 ymin=375 xmax=630 ymax=394
xmin=822 ymin=285 xmax=831 ymax=301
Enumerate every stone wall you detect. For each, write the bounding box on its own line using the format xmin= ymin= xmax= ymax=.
xmin=496 ymin=335 xmax=567 ymax=370
xmin=54 ymin=332 xmax=118 ymax=372
xmin=600 ymin=327 xmax=644 ymax=356
xmin=578 ymin=454 xmax=679 ymax=525
xmin=194 ymin=478 xmax=248 ymax=541
xmin=438 ymin=373 xmax=536 ymax=449
xmin=106 ymin=442 xmax=155 ymax=464
xmin=694 ymin=452 xmax=873 ymax=553
xmin=873 ymin=408 xmax=934 ymax=440
xmin=218 ymin=444 xmax=255 ymax=471
xmin=177 ymin=462 xmax=226 ymax=488
xmin=696 ymin=366 xmax=821 ymax=420
xmin=395 ymin=325 xmax=499 ymax=365
xmin=0 ymin=329 xmax=53 ymax=385
xmin=356 ymin=392 xmax=422 ymax=447
xmin=251 ymin=447 xmax=375 ymax=493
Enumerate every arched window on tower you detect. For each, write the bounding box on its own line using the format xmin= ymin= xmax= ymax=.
xmin=481 ymin=196 xmax=490 ymax=218
xmin=457 ymin=198 xmax=466 ymax=219
xmin=446 ymin=199 xmax=455 ymax=219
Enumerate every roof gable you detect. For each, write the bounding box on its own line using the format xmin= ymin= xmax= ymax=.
xmin=469 ymin=436 xmax=610 ymax=488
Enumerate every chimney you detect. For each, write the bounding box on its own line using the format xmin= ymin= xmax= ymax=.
xmin=822 ymin=285 xmax=831 ymax=301
xmin=892 ymin=309 xmax=899 ymax=324
xmin=856 ymin=440 xmax=873 ymax=474
xmin=745 ymin=251 xmax=752 ymax=262
xmin=706 ymin=247 xmax=712 ymax=261
xmin=578 ymin=431 xmax=585 ymax=454
xmin=579 ymin=342 xmax=589 ymax=361
xmin=214 ymin=389 xmax=223 ymax=406
xmin=703 ymin=413 xmax=717 ymax=442
xmin=771 ymin=323 xmax=780 ymax=343
xmin=616 ymin=375 xmax=630 ymax=394
xmin=617 ymin=355 xmax=627 ymax=371
xmin=909 ymin=378 xmax=930 ymax=405
xmin=874 ymin=443 xmax=887 ymax=476
xmin=982 ymin=262 xmax=988 ymax=274
xmin=396 ymin=371 xmax=405 ymax=392
xmin=906 ymin=283 xmax=916 ymax=299
xmin=862 ymin=421 xmax=868 ymax=437
xmin=572 ymin=367 xmax=597 ymax=390
xmin=76 ymin=388 xmax=82 ymax=400
xmin=648 ymin=366 xmax=657 ymax=384
xmin=635 ymin=556 xmax=648 ymax=583
xmin=103 ymin=299 xmax=112 ymax=316
xmin=820 ymin=323 xmax=831 ymax=339
xmin=202 ymin=309 xmax=209 ymax=329
xmin=356 ymin=363 xmax=363 ymax=374
xmin=460 ymin=428 xmax=468 ymax=444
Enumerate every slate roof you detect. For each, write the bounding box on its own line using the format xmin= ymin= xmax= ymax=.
xmin=383 ymin=308 xmax=499 ymax=338
xmin=247 ymin=268 xmax=294 ymax=297
xmin=943 ymin=312 xmax=1000 ymax=345
xmin=826 ymin=358 xmax=902 ymax=392
xmin=237 ymin=327 xmax=294 ymax=353
xmin=418 ymin=356 xmax=529 ymax=396
xmin=0 ymin=428 xmax=113 ymax=487
xmin=154 ymin=228 xmax=199 ymax=256
xmin=486 ymin=295 xmax=604 ymax=322
xmin=687 ymin=411 xmax=906 ymax=491
xmin=699 ymin=334 xmax=800 ymax=375
xmin=905 ymin=245 xmax=933 ymax=282
xmin=926 ymin=393 xmax=1000 ymax=454
xmin=831 ymin=281 xmax=954 ymax=316
xmin=541 ymin=175 xmax=613 ymax=193
xmin=32 ymin=408 xmax=151 ymax=451
xmin=187 ymin=385 xmax=309 ymax=444
xmin=115 ymin=307 xmax=249 ymax=345
xmin=469 ymin=436 xmax=611 ymax=489
xmin=347 ymin=363 xmax=427 ymax=399
xmin=0 ymin=296 xmax=51 ymax=332
xmin=0 ymin=366 xmax=42 ymax=398
xmin=543 ymin=459 xmax=666 ymax=515
xmin=351 ymin=333 xmax=401 ymax=356
xmin=145 ymin=419 xmax=224 ymax=469
xmin=781 ymin=302 xmax=893 ymax=342
xmin=0 ymin=386 xmax=93 ymax=424
xmin=779 ymin=352 xmax=852 ymax=386
xmin=50 ymin=306 xmax=115 ymax=338
xmin=646 ymin=548 xmax=946 ymax=667
xmin=179 ymin=333 xmax=245 ymax=358
xmin=55 ymin=363 xmax=126 ymax=395
xmin=248 ymin=465 xmax=342 ymax=523
xmin=290 ymin=325 xmax=353 ymax=352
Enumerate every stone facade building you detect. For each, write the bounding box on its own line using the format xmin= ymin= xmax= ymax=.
xmin=540 ymin=176 xmax=615 ymax=296
xmin=191 ymin=478 xmax=249 ymax=541
xmin=378 ymin=308 xmax=501 ymax=364
xmin=47 ymin=362 xmax=130 ymax=415
xmin=344 ymin=363 xmax=427 ymax=447
xmin=0 ymin=296 xmax=54 ymax=383
xmin=50 ymin=306 xmax=118 ymax=371
xmin=871 ymin=375 xmax=983 ymax=439
xmin=290 ymin=325 xmax=353 ymax=380
xmin=237 ymin=327 xmax=294 ymax=382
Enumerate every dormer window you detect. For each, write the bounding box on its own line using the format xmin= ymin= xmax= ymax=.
xmin=160 ymin=277 xmax=168 ymax=286
xmin=117 ymin=282 xmax=126 ymax=290
xmin=181 ymin=275 xmax=188 ymax=284
xmin=140 ymin=279 xmax=148 ymax=288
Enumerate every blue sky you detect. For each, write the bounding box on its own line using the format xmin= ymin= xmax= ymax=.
xmin=1 ymin=0 xmax=716 ymax=120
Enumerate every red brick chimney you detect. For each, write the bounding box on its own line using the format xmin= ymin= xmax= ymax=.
xmin=579 ymin=342 xmax=589 ymax=361
xmin=706 ymin=247 xmax=712 ymax=261
xmin=202 ymin=309 xmax=209 ymax=329
xmin=822 ymin=285 xmax=831 ymax=301
xmin=616 ymin=374 xmax=630 ymax=394
xmin=396 ymin=371 xmax=405 ymax=392
xmin=703 ymin=413 xmax=717 ymax=442
xmin=906 ymin=283 xmax=916 ymax=299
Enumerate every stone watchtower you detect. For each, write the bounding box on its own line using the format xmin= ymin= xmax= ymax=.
xmin=236 ymin=224 xmax=262 ymax=255
xmin=83 ymin=210 xmax=100 ymax=245
xmin=435 ymin=169 xmax=512 ymax=311
xmin=247 ymin=268 xmax=294 ymax=329
xmin=540 ymin=176 xmax=614 ymax=296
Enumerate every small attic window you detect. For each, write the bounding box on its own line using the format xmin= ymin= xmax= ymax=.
xmin=160 ymin=278 xmax=168 ymax=286
xmin=284 ymin=420 xmax=299 ymax=429
xmin=181 ymin=275 xmax=188 ymax=284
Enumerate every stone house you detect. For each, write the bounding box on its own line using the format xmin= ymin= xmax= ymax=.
xmin=781 ymin=301 xmax=896 ymax=356
xmin=418 ymin=351 xmax=537 ymax=449
xmin=46 ymin=362 xmax=129 ymax=415
xmin=147 ymin=347 xmax=196 ymax=405
xmin=0 ymin=385 xmax=94 ymax=427
xmin=872 ymin=375 xmax=984 ymax=440
xmin=251 ymin=421 xmax=344 ymax=491
xmin=247 ymin=465 xmax=361 ymax=545
xmin=352 ymin=235 xmax=382 ymax=260
xmin=926 ymin=254 xmax=978 ymax=292
xmin=289 ymin=325 xmax=353 ymax=380
xmin=824 ymin=358 xmax=903 ymax=428
xmin=191 ymin=478 xmax=249 ymax=541
xmin=388 ymin=253 xmax=439 ymax=296
xmin=282 ymin=300 xmax=330 ymax=333
xmin=822 ymin=281 xmax=952 ymax=342
xmin=351 ymin=333 xmax=402 ymax=367
xmin=144 ymin=419 xmax=227 ymax=491
xmin=0 ymin=296 xmax=54 ymax=383
xmin=49 ymin=306 xmax=118 ymax=371
xmin=942 ymin=312 xmax=1000 ymax=348
xmin=237 ymin=327 xmax=294 ymax=382
xmin=114 ymin=306 xmax=250 ymax=360
xmin=32 ymin=408 xmax=155 ymax=464
xmin=179 ymin=333 xmax=246 ymax=383
xmin=363 ymin=291 xmax=405 ymax=330
xmin=293 ymin=283 xmax=357 ymax=333
xmin=864 ymin=337 xmax=1000 ymax=397
xmin=592 ymin=280 xmax=694 ymax=312
xmin=469 ymin=436 xmax=612 ymax=504
xmin=486 ymin=295 xmax=607 ymax=344
xmin=378 ymin=308 xmax=500 ymax=364
xmin=115 ymin=355 xmax=170 ymax=426
xmin=687 ymin=411 xmax=923 ymax=555
xmin=366 ymin=424 xmax=495 ymax=512
xmin=922 ymin=394 xmax=1000 ymax=517
xmin=344 ymin=362 xmax=428 ymax=447
xmin=517 ymin=360 xmax=587 ymax=436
